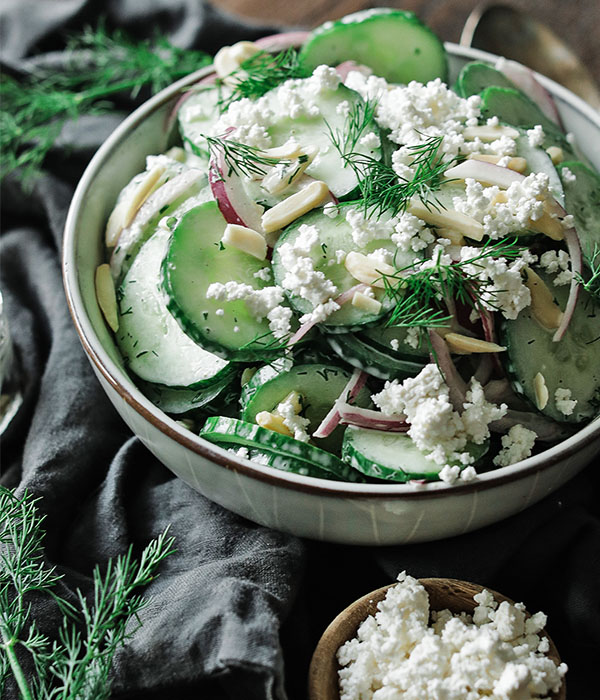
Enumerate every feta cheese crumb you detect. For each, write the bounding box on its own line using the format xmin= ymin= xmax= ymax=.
xmin=555 ymin=388 xmax=577 ymax=416
xmin=526 ymin=125 xmax=545 ymax=147
xmin=561 ymin=166 xmax=576 ymax=183
xmin=338 ymin=573 xmax=567 ymax=700
xmin=493 ymin=424 xmax=538 ymax=467
xmin=539 ymin=249 xmax=572 ymax=286
xmin=276 ymin=394 xmax=310 ymax=442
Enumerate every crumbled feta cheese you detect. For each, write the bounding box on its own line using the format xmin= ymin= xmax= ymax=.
xmin=539 ymin=249 xmax=572 ymax=286
xmin=299 ymin=298 xmax=340 ymax=326
xmin=390 ymin=338 xmax=400 ymax=351
xmin=277 ymin=223 xmax=338 ymax=305
xmin=215 ymin=96 xmax=274 ymax=148
xmin=526 ymin=125 xmax=545 ymax=147
xmin=561 ymin=166 xmax=576 ymax=183
xmin=372 ymin=364 xmax=506 ymax=471
xmin=404 ymin=326 xmax=421 ymax=349
xmin=206 ymin=281 xmax=285 ymax=320
xmin=253 ymin=266 xmax=273 ymax=282
xmin=345 ymin=208 xmax=396 ymax=247
xmin=359 ymin=131 xmax=381 ymax=149
xmin=276 ymin=394 xmax=310 ymax=442
xmin=267 ymin=305 xmax=293 ymax=339
xmin=392 ymin=212 xmax=435 ymax=252
xmin=338 ymin=573 xmax=567 ymax=700
xmin=215 ymin=308 xmax=224 ymax=316
xmin=555 ymin=388 xmax=577 ymax=416
xmin=493 ymin=424 xmax=537 ymax=467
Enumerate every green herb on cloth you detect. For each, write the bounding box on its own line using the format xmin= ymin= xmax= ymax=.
xmin=0 ymin=24 xmax=210 ymax=187
xmin=0 ymin=486 xmax=175 ymax=699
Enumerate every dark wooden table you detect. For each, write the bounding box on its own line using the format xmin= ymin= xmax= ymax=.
xmin=214 ymin=0 xmax=600 ymax=85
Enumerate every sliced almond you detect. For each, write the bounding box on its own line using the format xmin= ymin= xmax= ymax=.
xmin=222 ymin=224 xmax=267 ymax=260
xmin=528 ymin=205 xmax=565 ymax=241
xmin=444 ymin=333 xmax=506 ymax=354
xmin=95 ymin=264 xmax=119 ymax=332
xmin=525 ymin=268 xmax=563 ymax=330
xmin=533 ymin=372 xmax=549 ymax=410
xmin=262 ymin=146 xmax=318 ymax=195
xmin=546 ymin=146 xmax=564 ymax=165
xmin=261 ymin=139 xmax=303 ymax=160
xmin=164 ymin=146 xmax=187 ymax=162
xmin=261 ymin=180 xmax=329 ymax=233
xmin=256 ymin=411 xmax=293 ymax=437
xmin=351 ymin=290 xmax=382 ymax=314
xmin=463 ymin=125 xmax=520 ymax=141
xmin=105 ymin=163 xmax=166 ymax=247
xmin=468 ymin=154 xmax=527 ymax=173
xmin=408 ymin=199 xmax=484 ymax=241
xmin=435 ymin=227 xmax=466 ymax=246
xmin=214 ymin=41 xmax=260 ymax=85
xmin=275 ymin=391 xmax=303 ymax=416
xmin=344 ymin=252 xmax=396 ymax=288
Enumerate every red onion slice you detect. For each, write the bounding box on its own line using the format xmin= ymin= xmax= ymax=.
xmin=495 ymin=57 xmax=563 ymax=128
xmin=428 ymin=329 xmax=468 ymax=412
xmin=553 ymin=227 xmax=582 ymax=342
xmin=254 ymin=31 xmax=310 ymax=51
xmin=312 ymin=369 xmax=368 ymax=439
xmin=337 ymin=403 xmax=409 ymax=432
xmin=490 ymin=409 xmax=573 ymax=442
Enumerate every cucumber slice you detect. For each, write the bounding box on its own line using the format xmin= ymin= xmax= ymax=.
xmin=558 ymin=160 xmax=600 ymax=280
xmin=501 ymin=271 xmax=600 ymax=423
xmin=515 ymin=133 xmax=564 ymax=207
xmin=325 ymin=333 xmax=426 ymax=381
xmin=272 ymin=209 xmax=416 ymax=332
xmin=137 ymin=375 xmax=234 ymax=415
xmin=454 ymin=61 xmax=515 ymax=98
xmin=200 ymin=416 xmax=364 ymax=481
xmin=162 ymin=201 xmax=286 ymax=361
xmin=479 ymin=86 xmax=571 ymax=154
xmin=262 ymin=81 xmax=381 ymax=199
xmin=213 ymin=441 xmax=341 ymax=480
xmin=240 ymin=362 xmax=371 ymax=452
xmin=298 ymin=9 xmax=447 ymax=84
xmin=178 ymin=86 xmax=224 ymax=164
xmin=116 ymin=228 xmax=234 ymax=389
xmin=342 ymin=426 xmax=489 ymax=482
xmin=359 ymin=325 xmax=430 ymax=362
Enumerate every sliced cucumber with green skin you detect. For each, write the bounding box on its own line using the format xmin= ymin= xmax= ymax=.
xmin=116 ymin=228 xmax=235 ymax=388
xmin=326 ymin=333 xmax=426 ymax=381
xmin=454 ymin=61 xmax=515 ymax=98
xmin=240 ymin=362 xmax=372 ymax=453
xmin=515 ymin=133 xmax=564 ymax=207
xmin=200 ymin=416 xmax=364 ymax=481
xmin=359 ymin=325 xmax=430 ymax=362
xmin=213 ymin=441 xmax=341 ymax=480
xmin=342 ymin=426 xmax=489 ymax=482
xmin=162 ymin=201 xmax=285 ymax=361
xmin=501 ymin=270 xmax=600 ymax=424
xmin=558 ymin=160 xmax=600 ymax=276
xmin=178 ymin=85 xmax=227 ymax=164
xmin=479 ymin=87 xmax=571 ymax=155
xmin=137 ymin=375 xmax=235 ymax=415
xmin=262 ymin=81 xmax=381 ymax=199
xmin=298 ymin=8 xmax=447 ymax=84
xmin=272 ymin=209 xmax=417 ymax=332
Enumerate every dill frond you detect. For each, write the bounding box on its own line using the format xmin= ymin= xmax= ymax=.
xmin=205 ymin=134 xmax=291 ymax=179
xmin=0 ymin=23 xmax=210 ymax=187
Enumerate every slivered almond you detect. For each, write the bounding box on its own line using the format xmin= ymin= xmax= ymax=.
xmin=261 ymin=180 xmax=329 ymax=232
xmin=546 ymin=146 xmax=564 ymax=165
xmin=525 ymin=268 xmax=563 ymax=330
xmin=351 ymin=291 xmax=382 ymax=314
xmin=214 ymin=41 xmax=260 ymax=84
xmin=468 ymin=154 xmax=527 ymax=173
xmin=533 ymin=372 xmax=549 ymax=410
xmin=444 ymin=333 xmax=506 ymax=354
xmin=95 ymin=264 xmax=119 ymax=332
xmin=435 ymin=227 xmax=466 ymax=246
xmin=105 ymin=163 xmax=166 ymax=247
xmin=275 ymin=391 xmax=303 ymax=416
xmin=528 ymin=205 xmax=565 ymax=241
xmin=344 ymin=252 xmax=396 ymax=288
xmin=164 ymin=146 xmax=187 ymax=162
xmin=463 ymin=125 xmax=520 ymax=141
xmin=408 ymin=199 xmax=484 ymax=241
xmin=256 ymin=411 xmax=293 ymax=437
xmin=262 ymin=146 xmax=318 ymax=195
xmin=222 ymin=223 xmax=267 ymax=260
xmin=261 ymin=139 xmax=303 ymax=160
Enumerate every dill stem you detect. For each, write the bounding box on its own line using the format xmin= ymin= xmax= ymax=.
xmin=0 ymin=625 xmax=33 ymax=700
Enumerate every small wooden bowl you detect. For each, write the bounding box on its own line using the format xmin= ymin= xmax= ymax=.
xmin=309 ymin=578 xmax=566 ymax=700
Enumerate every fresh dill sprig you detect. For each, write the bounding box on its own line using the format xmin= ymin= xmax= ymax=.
xmin=578 ymin=242 xmax=600 ymax=299
xmin=382 ymin=238 xmax=526 ymax=328
xmin=217 ymin=47 xmax=304 ymax=112
xmin=329 ymin=131 xmax=456 ymax=219
xmin=0 ymin=486 xmax=174 ymax=700
xmin=205 ymin=134 xmax=290 ymax=179
xmin=0 ymin=23 xmax=210 ymax=187
xmin=326 ymin=98 xmax=379 ymax=156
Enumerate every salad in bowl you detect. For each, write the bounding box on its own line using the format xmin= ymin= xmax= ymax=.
xmin=95 ymin=8 xmax=600 ymax=489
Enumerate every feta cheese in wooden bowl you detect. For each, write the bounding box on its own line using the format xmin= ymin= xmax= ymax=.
xmin=309 ymin=573 xmax=566 ymax=699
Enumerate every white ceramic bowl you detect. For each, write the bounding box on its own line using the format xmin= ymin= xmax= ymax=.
xmin=63 ymin=42 xmax=600 ymax=545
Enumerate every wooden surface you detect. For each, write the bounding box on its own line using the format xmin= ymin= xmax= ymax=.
xmin=212 ymin=0 xmax=600 ymax=84
xmin=308 ymin=578 xmax=566 ymax=700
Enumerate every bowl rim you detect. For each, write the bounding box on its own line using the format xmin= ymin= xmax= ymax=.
xmin=63 ymin=41 xmax=600 ymax=500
